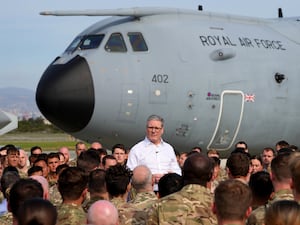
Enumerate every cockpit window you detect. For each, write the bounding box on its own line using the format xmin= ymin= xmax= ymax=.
xmin=80 ymin=35 xmax=104 ymax=50
xmin=65 ymin=36 xmax=81 ymax=53
xmin=65 ymin=34 xmax=104 ymax=53
xmin=128 ymin=32 xmax=148 ymax=52
xmin=105 ymin=33 xmax=127 ymax=52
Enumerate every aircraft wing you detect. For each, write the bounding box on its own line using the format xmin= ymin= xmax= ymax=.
xmin=40 ymin=7 xmax=267 ymax=24
xmin=40 ymin=7 xmax=193 ymax=17
xmin=0 ymin=111 xmax=18 ymax=135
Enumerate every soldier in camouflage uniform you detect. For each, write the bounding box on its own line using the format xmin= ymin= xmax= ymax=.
xmin=6 ymin=178 xmax=43 ymax=224
xmin=17 ymin=149 xmax=28 ymax=178
xmin=57 ymin=167 xmax=88 ymax=225
xmin=49 ymin=164 xmax=69 ymax=207
xmin=6 ymin=146 xmax=20 ymax=169
xmin=147 ymin=153 xmax=217 ymax=225
xmin=157 ymin=173 xmax=183 ymax=198
xmin=77 ymin=149 xmax=101 ymax=176
xmin=226 ymin=152 xmax=250 ymax=184
xmin=208 ymin=156 xmax=224 ymax=194
xmin=247 ymin=152 xmax=294 ymax=225
xmin=119 ymin=165 xmax=157 ymax=225
xmin=214 ymin=179 xmax=252 ymax=225
xmin=69 ymin=142 xmax=88 ymax=167
xmin=29 ymin=146 xmax=43 ymax=166
xmin=82 ymin=169 xmax=108 ymax=212
xmin=246 ymin=171 xmax=273 ymax=225
xmin=105 ymin=165 xmax=132 ymax=209
xmin=207 ymin=149 xmax=228 ymax=180
xmin=267 ymin=152 xmax=294 ymax=203
xmin=47 ymin=152 xmax=60 ymax=186
xmin=59 ymin=146 xmax=71 ymax=165
xmin=261 ymin=147 xmax=275 ymax=173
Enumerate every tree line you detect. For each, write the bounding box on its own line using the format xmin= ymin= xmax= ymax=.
xmin=13 ymin=117 xmax=62 ymax=133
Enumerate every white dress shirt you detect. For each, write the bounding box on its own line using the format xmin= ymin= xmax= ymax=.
xmin=127 ymin=137 xmax=181 ymax=176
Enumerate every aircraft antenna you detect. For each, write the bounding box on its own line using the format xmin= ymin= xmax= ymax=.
xmin=198 ymin=5 xmax=203 ymax=11
xmin=278 ymin=8 xmax=283 ymax=18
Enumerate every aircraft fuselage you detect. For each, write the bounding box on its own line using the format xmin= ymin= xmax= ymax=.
xmin=36 ymin=8 xmax=300 ymax=156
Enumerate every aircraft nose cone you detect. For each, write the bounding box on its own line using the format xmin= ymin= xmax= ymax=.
xmin=36 ymin=55 xmax=95 ymax=133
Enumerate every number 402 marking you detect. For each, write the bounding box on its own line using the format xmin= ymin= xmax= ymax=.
xmin=152 ymin=74 xmax=169 ymax=83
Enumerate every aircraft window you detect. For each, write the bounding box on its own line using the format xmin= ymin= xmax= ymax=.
xmin=105 ymin=33 xmax=127 ymax=52
xmin=65 ymin=36 xmax=81 ymax=53
xmin=65 ymin=35 xmax=104 ymax=53
xmin=128 ymin=32 xmax=148 ymax=52
xmin=80 ymin=35 xmax=104 ymax=50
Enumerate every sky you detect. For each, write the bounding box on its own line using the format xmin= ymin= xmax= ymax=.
xmin=1 ymin=0 xmax=299 ymax=91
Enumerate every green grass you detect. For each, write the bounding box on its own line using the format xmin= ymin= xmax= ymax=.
xmin=0 ymin=132 xmax=87 ymax=152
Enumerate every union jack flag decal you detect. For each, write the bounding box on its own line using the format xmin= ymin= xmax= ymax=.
xmin=245 ymin=94 xmax=255 ymax=102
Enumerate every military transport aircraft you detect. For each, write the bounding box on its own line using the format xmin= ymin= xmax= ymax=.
xmin=36 ymin=7 xmax=300 ymax=156
xmin=0 ymin=110 xmax=18 ymax=135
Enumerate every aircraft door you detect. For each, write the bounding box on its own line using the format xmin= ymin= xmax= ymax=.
xmin=207 ymin=90 xmax=244 ymax=151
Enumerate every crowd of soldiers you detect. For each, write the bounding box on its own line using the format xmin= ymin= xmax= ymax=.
xmin=0 ymin=115 xmax=300 ymax=224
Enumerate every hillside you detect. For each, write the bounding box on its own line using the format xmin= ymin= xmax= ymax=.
xmin=0 ymin=87 xmax=41 ymax=118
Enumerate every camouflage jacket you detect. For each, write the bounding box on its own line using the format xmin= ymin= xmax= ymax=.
xmin=0 ymin=212 xmax=13 ymax=225
xmin=147 ymin=184 xmax=217 ymax=225
xmin=82 ymin=196 xmax=105 ymax=213
xmin=0 ymin=193 xmax=4 ymax=206
xmin=47 ymin=174 xmax=57 ymax=187
xmin=111 ymin=196 xmax=127 ymax=210
xmin=68 ymin=159 xmax=77 ymax=167
xmin=57 ymin=203 xmax=86 ymax=225
xmin=268 ymin=189 xmax=294 ymax=204
xmin=247 ymin=204 xmax=267 ymax=225
xmin=17 ymin=169 xmax=28 ymax=178
xmin=49 ymin=184 xmax=62 ymax=207
xmin=247 ymin=189 xmax=294 ymax=225
xmin=119 ymin=192 xmax=157 ymax=225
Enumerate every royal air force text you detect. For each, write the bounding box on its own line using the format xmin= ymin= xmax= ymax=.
xmin=199 ymin=35 xmax=286 ymax=50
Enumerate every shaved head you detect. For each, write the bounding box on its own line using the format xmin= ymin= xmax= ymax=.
xmin=87 ymin=200 xmax=119 ymax=225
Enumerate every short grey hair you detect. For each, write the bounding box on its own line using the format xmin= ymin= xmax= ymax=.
xmin=147 ymin=114 xmax=164 ymax=127
xmin=131 ymin=165 xmax=152 ymax=191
